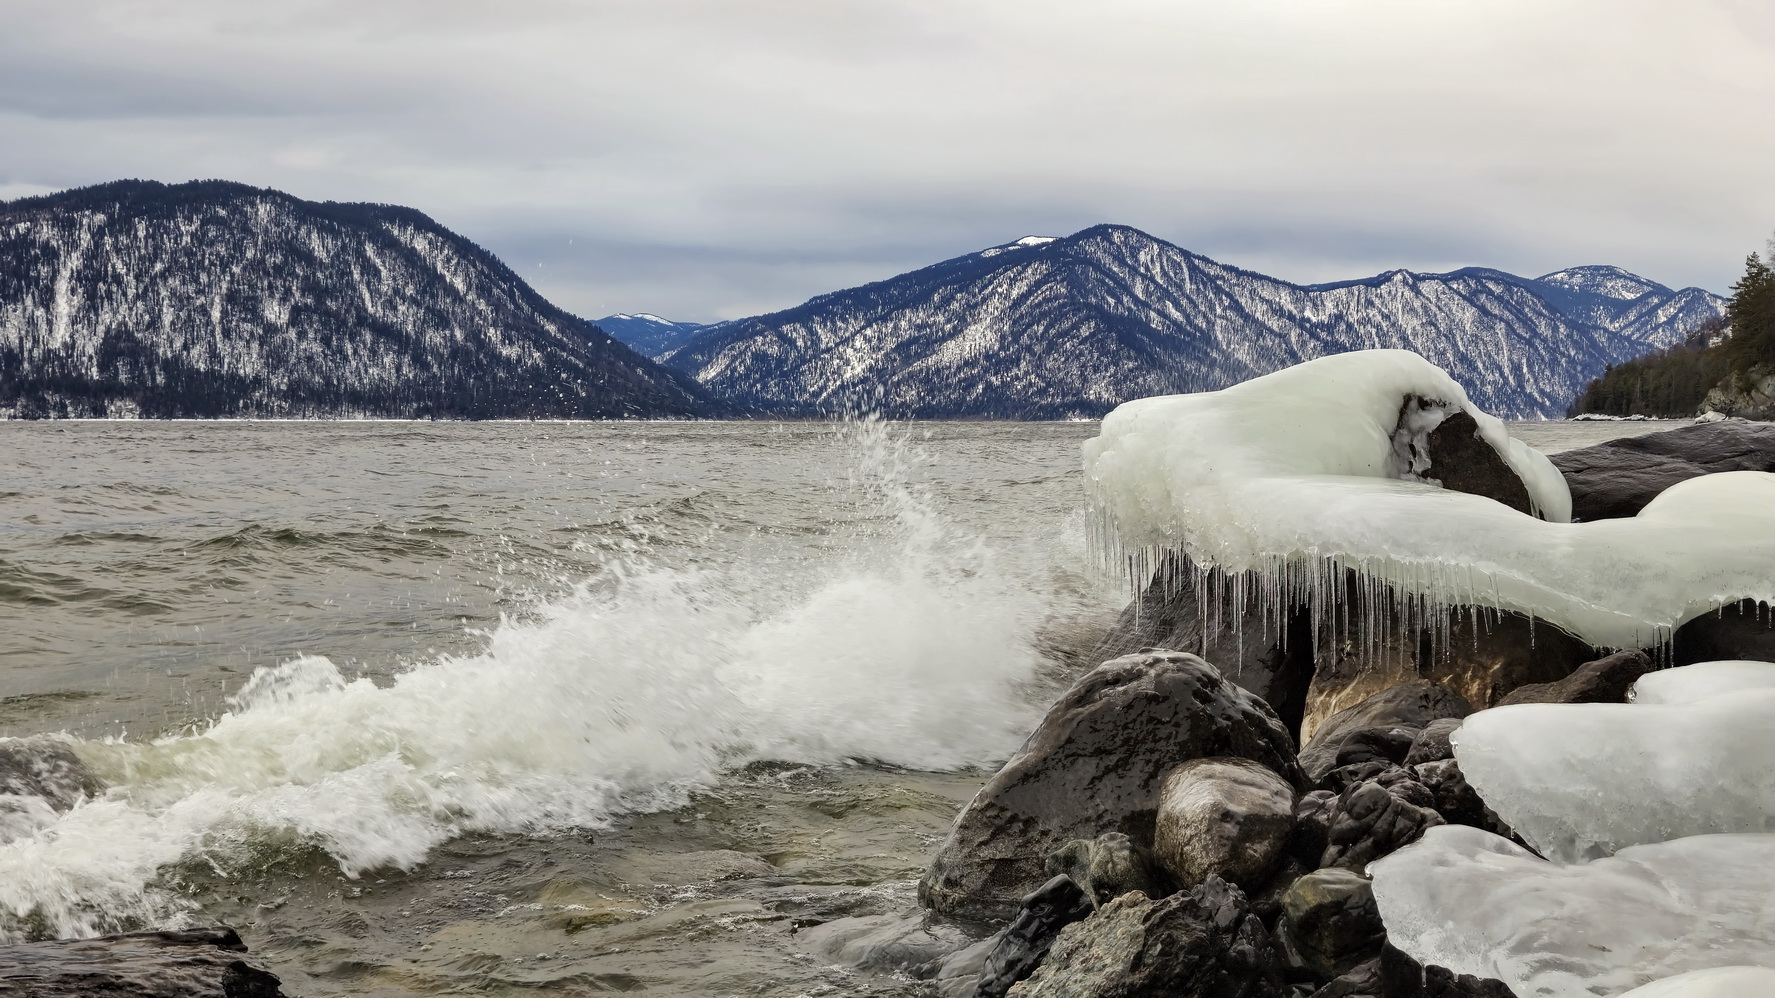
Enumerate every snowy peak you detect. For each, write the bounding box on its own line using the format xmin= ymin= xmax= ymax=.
xmin=593 ymin=313 xmax=715 ymax=359
xmin=663 ymin=225 xmax=1727 ymax=420
xmin=1535 ymin=265 xmax=1671 ymax=301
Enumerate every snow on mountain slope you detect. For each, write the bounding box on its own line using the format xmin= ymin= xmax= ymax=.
xmin=593 ymin=312 xmax=716 ymax=359
xmin=665 ymin=225 xmax=1725 ymax=419
xmin=0 ymin=180 xmax=723 ymax=419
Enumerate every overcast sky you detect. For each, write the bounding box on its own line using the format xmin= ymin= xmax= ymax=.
xmin=3 ymin=0 xmax=1771 ymax=322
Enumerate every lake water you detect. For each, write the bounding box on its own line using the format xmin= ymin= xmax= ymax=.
xmin=0 ymin=417 xmax=1680 ymax=996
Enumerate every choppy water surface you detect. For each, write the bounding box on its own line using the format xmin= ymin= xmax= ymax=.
xmin=0 ymin=417 xmax=1666 ymax=996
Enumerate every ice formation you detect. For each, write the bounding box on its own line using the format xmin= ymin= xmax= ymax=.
xmin=1082 ymin=349 xmax=1775 ymax=649
xmin=1619 ymin=967 xmax=1775 ymax=997
xmin=1630 ymin=660 xmax=1775 ymax=705
xmin=1452 ymin=688 xmax=1775 ymax=862
xmin=1370 ymin=825 xmax=1775 ymax=998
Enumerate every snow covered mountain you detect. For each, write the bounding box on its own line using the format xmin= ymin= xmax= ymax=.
xmin=593 ymin=312 xmax=717 ymax=358
xmin=664 ymin=225 xmax=1726 ymax=419
xmin=0 ymin=180 xmax=723 ymax=418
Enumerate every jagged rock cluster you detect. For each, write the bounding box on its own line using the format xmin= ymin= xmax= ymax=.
xmin=799 ymin=419 xmax=1775 ymax=998
xmin=0 ymin=180 xmax=721 ymax=419
xmin=661 ymin=227 xmax=1724 ymax=419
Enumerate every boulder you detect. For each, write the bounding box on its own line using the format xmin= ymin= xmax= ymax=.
xmin=1410 ymin=759 xmax=1507 ymax=834
xmin=1006 ymin=876 xmax=1284 ymax=998
xmin=1153 ymin=758 xmax=1296 ymax=890
xmin=970 ymin=876 xmax=1095 ymax=998
xmin=1277 ymin=868 xmax=1387 ymax=980
xmin=1672 ymin=599 xmax=1775 ymax=666
xmin=1288 ymin=790 xmax=1339 ymax=867
xmin=1378 ymin=943 xmax=1517 ymax=998
xmin=1409 ymin=407 xmax=1535 ymax=516
xmin=1699 ymin=367 xmax=1775 ymax=422
xmin=1550 ymin=420 xmax=1775 ymax=521
xmin=0 ymin=928 xmax=283 ymax=997
xmin=920 ymin=652 xmax=1304 ymax=920
xmin=1321 ymin=779 xmax=1445 ymax=871
xmin=1401 ymin=718 xmax=1463 ymax=766
xmin=1299 ymin=682 xmax=1473 ymax=785
xmin=1044 ymin=833 xmax=1166 ymax=910
xmin=1307 ymin=957 xmax=1383 ymax=997
xmin=1495 ymin=649 xmax=1653 ymax=706
xmin=1095 ymin=555 xmax=1316 ymax=738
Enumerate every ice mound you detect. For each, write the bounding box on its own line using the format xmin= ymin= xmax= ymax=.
xmin=1083 ymin=349 xmax=1775 ymax=649
xmin=1453 ymin=688 xmax=1775 ymax=861
xmin=1620 ymin=967 xmax=1775 ymax=997
xmin=1370 ymin=825 xmax=1775 ymax=998
xmin=1631 ymin=660 xmax=1775 ymax=705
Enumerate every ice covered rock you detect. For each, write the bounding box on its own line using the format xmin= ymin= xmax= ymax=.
xmin=920 ymin=651 xmax=1302 ymax=920
xmin=1005 ymin=877 xmax=1283 ymax=998
xmin=1494 ymin=649 xmax=1653 ymax=706
xmin=1453 ymin=687 xmax=1775 ymax=861
xmin=1371 ymin=825 xmax=1775 ymax=998
xmin=1083 ymin=350 xmax=1775 ymax=650
xmin=1672 ymin=599 xmax=1775 ymax=666
xmin=1550 ymin=419 xmax=1775 ymax=521
xmin=1152 ymin=757 xmax=1295 ymax=890
xmin=1618 ymin=967 xmax=1775 ymax=997
xmin=1630 ymin=659 xmax=1775 ymax=704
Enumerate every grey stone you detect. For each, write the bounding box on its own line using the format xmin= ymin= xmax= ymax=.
xmin=1006 ymin=876 xmax=1284 ymax=998
xmin=1379 ymin=943 xmax=1518 ymax=997
xmin=1673 ymin=599 xmax=1775 ymax=666
xmin=1495 ymin=649 xmax=1654 ymax=706
xmin=1299 ymin=682 xmax=1473 ymax=785
xmin=920 ymin=651 xmax=1304 ymax=920
xmin=1411 ymin=759 xmax=1508 ymax=834
xmin=1044 ymin=833 xmax=1166 ymax=910
xmin=1277 ymin=868 xmax=1386 ymax=980
xmin=1402 ymin=718 xmax=1464 ymax=766
xmin=1154 ymin=757 xmax=1296 ymax=890
xmin=970 ymin=876 xmax=1095 ymax=998
xmin=1550 ymin=420 xmax=1775 ymax=521
xmin=0 ymin=928 xmax=283 ymax=997
xmin=1321 ymin=780 xmax=1445 ymax=871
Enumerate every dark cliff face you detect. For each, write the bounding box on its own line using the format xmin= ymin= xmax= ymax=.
xmin=664 ymin=226 xmax=1725 ymax=419
xmin=0 ymin=180 xmax=724 ymax=419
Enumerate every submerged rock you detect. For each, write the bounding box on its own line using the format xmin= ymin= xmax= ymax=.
xmin=920 ymin=651 xmax=1303 ymax=920
xmin=1044 ymin=833 xmax=1166 ymax=910
xmin=1006 ymin=876 xmax=1284 ymax=998
xmin=1153 ymin=757 xmax=1296 ymax=891
xmin=0 ymin=735 xmax=93 ymax=811
xmin=1495 ymin=649 xmax=1653 ymax=706
xmin=1550 ymin=420 xmax=1775 ymax=521
xmin=798 ymin=911 xmax=978 ymax=976
xmin=0 ymin=928 xmax=283 ymax=997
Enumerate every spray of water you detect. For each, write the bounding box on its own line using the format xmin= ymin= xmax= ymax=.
xmin=0 ymin=419 xmax=1063 ymax=940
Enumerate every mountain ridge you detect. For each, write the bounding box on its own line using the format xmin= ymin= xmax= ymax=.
xmin=656 ymin=224 xmax=1725 ymax=419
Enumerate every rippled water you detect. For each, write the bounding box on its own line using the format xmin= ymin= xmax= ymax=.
xmin=0 ymin=417 xmax=1669 ymax=996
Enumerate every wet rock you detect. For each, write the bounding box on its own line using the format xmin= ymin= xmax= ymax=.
xmin=1495 ymin=649 xmax=1654 ymax=706
xmin=1006 ymin=876 xmax=1284 ymax=998
xmin=967 ymin=876 xmax=1095 ymax=998
xmin=921 ymin=651 xmax=1304 ymax=920
xmin=1276 ymin=868 xmax=1386 ymax=980
xmin=1288 ymin=790 xmax=1339 ymax=867
xmin=1321 ymin=780 xmax=1444 ymax=871
xmin=1550 ymin=420 xmax=1775 ymax=521
xmin=1044 ymin=833 xmax=1167 ymax=910
xmin=1410 ymin=759 xmax=1506 ymax=833
xmin=1306 ymin=956 xmax=1383 ymax=997
xmin=1154 ymin=757 xmax=1296 ymax=890
xmin=1410 ymin=406 xmax=1535 ymax=516
xmin=1095 ymin=554 xmax=1316 ymax=738
xmin=1299 ymin=682 xmax=1473 ymax=785
xmin=1401 ymin=718 xmax=1463 ymax=766
xmin=1672 ymin=598 xmax=1775 ymax=666
xmin=0 ymin=928 xmax=284 ymax=997
xmin=799 ymin=911 xmax=977 ymax=975
xmin=0 ymin=735 xmax=92 ymax=811
xmin=1379 ymin=942 xmax=1517 ymax=997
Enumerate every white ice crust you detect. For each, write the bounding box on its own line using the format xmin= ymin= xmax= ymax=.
xmin=1619 ymin=967 xmax=1775 ymax=997
xmin=1631 ymin=660 xmax=1775 ymax=705
xmin=1083 ymin=349 xmax=1775 ymax=649
xmin=1371 ymin=825 xmax=1775 ymax=998
xmin=1453 ymin=687 xmax=1775 ymax=862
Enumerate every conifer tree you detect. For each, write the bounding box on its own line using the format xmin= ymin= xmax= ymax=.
xmin=1725 ymin=248 xmax=1775 ymax=371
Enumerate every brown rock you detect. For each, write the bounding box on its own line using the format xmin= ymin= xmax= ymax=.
xmin=1495 ymin=650 xmax=1654 ymax=706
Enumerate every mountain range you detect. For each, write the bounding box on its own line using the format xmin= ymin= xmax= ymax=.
xmin=0 ymin=180 xmax=722 ymax=419
xmin=632 ymin=225 xmax=1724 ymax=419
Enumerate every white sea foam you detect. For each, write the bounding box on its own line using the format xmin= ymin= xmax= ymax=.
xmin=1082 ymin=349 xmax=1775 ymax=649
xmin=0 ymin=421 xmax=1064 ymax=940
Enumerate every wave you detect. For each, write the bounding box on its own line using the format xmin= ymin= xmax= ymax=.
xmin=0 ymin=420 xmax=1082 ymax=940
